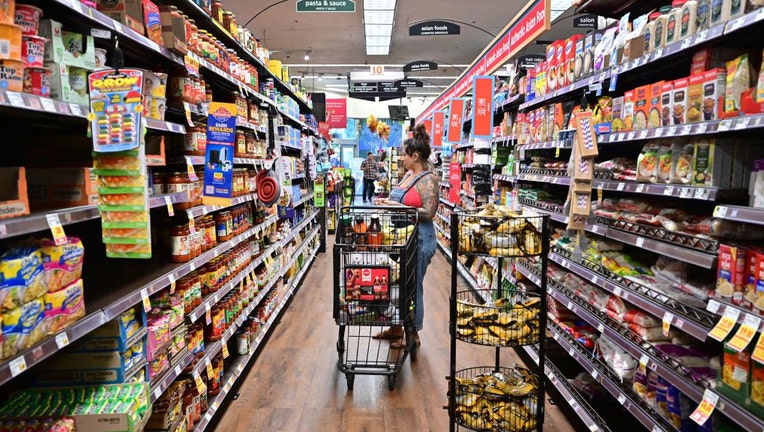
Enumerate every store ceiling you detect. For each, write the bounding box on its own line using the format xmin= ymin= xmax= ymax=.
xmin=224 ymin=0 xmax=581 ymax=97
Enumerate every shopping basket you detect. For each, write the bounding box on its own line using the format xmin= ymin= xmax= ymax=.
xmin=333 ymin=206 xmax=419 ymax=390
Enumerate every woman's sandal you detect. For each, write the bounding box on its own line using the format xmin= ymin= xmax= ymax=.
xmin=391 ymin=335 xmax=421 ymax=349
xmin=372 ymin=328 xmax=404 ymax=340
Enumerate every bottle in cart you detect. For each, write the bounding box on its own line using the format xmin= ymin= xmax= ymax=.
xmin=380 ymin=276 xmax=388 ymax=300
xmin=354 ymin=215 xmax=367 ymax=245
xmin=373 ymin=277 xmax=381 ymax=299
xmin=367 ymin=214 xmax=382 ymax=245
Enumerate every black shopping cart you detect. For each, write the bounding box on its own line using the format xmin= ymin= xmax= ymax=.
xmin=333 ymin=206 xmax=419 ymax=390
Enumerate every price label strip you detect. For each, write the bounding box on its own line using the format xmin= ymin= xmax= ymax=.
xmin=222 ymin=341 xmax=230 ymax=358
xmin=205 ymin=358 xmax=214 ymax=379
xmin=727 ymin=313 xmax=761 ymax=352
xmin=708 ymin=307 xmax=741 ymax=341
xmin=141 ymin=289 xmax=152 ymax=312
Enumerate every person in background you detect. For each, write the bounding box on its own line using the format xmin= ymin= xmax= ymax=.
xmin=360 ymin=151 xmax=377 ymax=203
xmin=373 ymin=124 xmax=438 ymax=348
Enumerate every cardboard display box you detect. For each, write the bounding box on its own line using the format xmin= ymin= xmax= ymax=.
xmin=0 ymin=167 xmax=29 ymax=220
xmin=27 ymin=167 xmax=98 ymax=210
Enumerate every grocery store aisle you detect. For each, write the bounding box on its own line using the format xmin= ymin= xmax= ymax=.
xmin=213 ymin=242 xmax=578 ymax=432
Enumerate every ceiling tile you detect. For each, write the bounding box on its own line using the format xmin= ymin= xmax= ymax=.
xmin=363 ymin=0 xmax=397 ymax=10
xmin=365 ymin=24 xmax=393 ymax=36
xmin=364 ymin=10 xmax=395 ymax=24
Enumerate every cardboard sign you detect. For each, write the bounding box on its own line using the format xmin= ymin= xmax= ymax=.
xmin=575 ymin=110 xmax=599 ymax=158
xmin=446 ymin=98 xmax=465 ymax=144
xmin=471 ymin=76 xmax=495 ymax=138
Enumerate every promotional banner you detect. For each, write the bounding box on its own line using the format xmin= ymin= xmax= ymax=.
xmin=432 ymin=110 xmax=445 ymax=147
xmin=446 ymin=98 xmax=466 ymax=144
xmin=325 ymin=98 xmax=347 ymax=128
xmin=204 ymin=102 xmax=237 ymax=205
xmin=318 ymin=121 xmax=331 ymax=140
xmin=423 ymin=118 xmax=432 ymax=138
xmin=472 ymin=76 xmax=495 ymax=138
xmin=449 ymin=161 xmax=461 ymax=204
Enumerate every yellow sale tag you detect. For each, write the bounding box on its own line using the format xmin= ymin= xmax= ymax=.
xmin=194 ymin=372 xmax=207 ymax=394
xmin=662 ymin=312 xmax=673 ymax=338
xmin=596 ymin=188 xmax=603 ymax=203
xmin=728 ymin=314 xmax=761 ymax=352
xmin=46 ymin=214 xmax=67 ymax=246
xmin=169 ymin=274 xmax=176 ymax=295
xmin=205 ymin=359 xmax=214 ymax=379
xmin=708 ymin=307 xmax=740 ymax=342
xmin=752 ymin=333 xmax=764 ymax=364
xmin=183 ymin=102 xmax=194 ymax=127
xmin=165 ymin=196 xmax=174 ymax=217
xmin=185 ymin=156 xmax=198 ymax=182
xmin=222 ymin=343 xmax=230 ymax=359
xmin=205 ymin=304 xmax=212 ymax=325
xmin=141 ymin=289 xmax=152 ymax=312
xmin=690 ymin=389 xmax=719 ymax=426
xmin=188 ymin=217 xmax=196 ymax=233
xmin=555 ymin=146 xmax=560 ymax=158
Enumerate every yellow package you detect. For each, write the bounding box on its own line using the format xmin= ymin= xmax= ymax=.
xmin=0 ymin=246 xmax=47 ymax=312
xmin=43 ymin=279 xmax=85 ymax=335
xmin=40 ymin=237 xmax=84 ymax=294
xmin=1 ymin=297 xmax=45 ymax=360
xmin=752 ymin=360 xmax=764 ymax=408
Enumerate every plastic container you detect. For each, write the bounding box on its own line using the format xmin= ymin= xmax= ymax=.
xmin=0 ymin=58 xmax=22 ymax=91
xmin=666 ymin=1 xmax=685 ymax=45
xmin=22 ymin=66 xmax=49 ymax=97
xmin=13 ymin=4 xmax=40 ymax=36
xmin=680 ymin=0 xmax=698 ymax=40
xmin=0 ymin=0 xmax=14 ymax=25
xmin=148 ymin=96 xmax=166 ymax=120
xmin=0 ymin=23 xmax=21 ymax=60
xmin=653 ymin=7 xmax=671 ymax=51
xmin=94 ymin=47 xmax=106 ymax=69
xmin=20 ymin=34 xmax=43 ymax=67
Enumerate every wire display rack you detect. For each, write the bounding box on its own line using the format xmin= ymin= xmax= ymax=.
xmin=333 ymin=206 xmax=419 ymax=390
xmin=448 ymin=209 xmax=549 ymax=432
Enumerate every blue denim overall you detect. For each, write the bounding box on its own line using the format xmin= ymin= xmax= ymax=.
xmin=389 ymin=171 xmax=437 ymax=331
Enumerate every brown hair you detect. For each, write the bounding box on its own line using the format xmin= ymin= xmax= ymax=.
xmin=403 ymin=124 xmax=431 ymax=165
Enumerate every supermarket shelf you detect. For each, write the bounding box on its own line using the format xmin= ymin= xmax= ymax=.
xmin=495 ymin=94 xmax=523 ymax=112
xmin=280 ymin=111 xmax=313 ymax=133
xmin=519 ymin=204 xmax=569 ymax=225
xmin=144 ymin=119 xmax=187 ymax=134
xmin=0 ymin=309 xmax=106 ymax=386
xmin=493 ymin=174 xmax=517 ymax=183
xmin=150 ymin=351 xmax=194 ymax=402
xmin=516 ymin=173 xmax=571 ymax=186
xmin=436 ymin=212 xmax=450 ymax=225
xmin=492 ymin=135 xmax=517 ymax=145
xmin=435 ymin=223 xmax=451 ymax=239
xmin=186 ymin=193 xmax=259 ymax=218
xmin=232 ymin=157 xmax=269 ymax=166
xmin=546 ymin=323 xmax=672 ymax=432
xmin=437 ymin=240 xmax=491 ymax=304
xmin=520 ymin=346 xmax=612 ymax=432
xmin=517 ymin=140 xmax=573 ymax=151
xmin=547 ymin=252 xmax=714 ymax=341
xmin=194 ymin=245 xmax=319 ymax=432
xmin=520 ymin=69 xmax=610 ymax=111
xmin=0 ymin=90 xmax=87 ymax=118
xmin=439 ymin=197 xmax=455 ymax=208
xmin=599 ymin=114 xmax=764 ymax=144
xmin=456 ymin=142 xmax=474 ymax=150
xmin=278 ymin=140 xmax=303 ymax=153
xmin=460 ymin=190 xmax=476 ymax=200
xmin=0 ymin=191 xmax=189 ymax=241
xmin=705 ymin=298 xmax=764 ymax=331
xmin=714 ymin=205 xmax=764 ymax=226
xmin=236 ymin=119 xmax=268 ymax=134
xmin=293 ymin=193 xmax=314 ymax=208
xmin=605 ymin=228 xmax=717 ymax=269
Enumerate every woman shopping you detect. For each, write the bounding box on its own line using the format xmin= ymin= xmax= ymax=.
xmin=373 ymin=124 xmax=439 ymax=348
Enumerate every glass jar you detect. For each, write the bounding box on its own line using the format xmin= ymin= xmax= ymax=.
xmin=170 ymin=223 xmax=191 ymax=263
xmin=211 ymin=0 xmax=223 ymax=23
xmin=167 ymin=172 xmax=194 ymax=210
xmin=178 ymin=277 xmax=193 ymax=313
xmin=185 ymin=126 xmax=206 ymax=156
xmin=151 ymin=171 xmax=166 ymax=195
xmin=235 ymin=131 xmax=247 ymax=158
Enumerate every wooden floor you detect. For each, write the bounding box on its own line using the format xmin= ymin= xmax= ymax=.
xmin=213 ymin=245 xmax=579 ymax=432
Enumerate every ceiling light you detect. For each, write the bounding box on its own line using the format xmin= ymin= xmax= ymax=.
xmin=318 ymin=74 xmax=324 ymax=81
xmin=365 ymin=24 xmax=393 ymax=36
xmin=364 ymin=10 xmax=394 ymax=24
xmin=366 ymin=46 xmax=390 ymax=55
xmin=304 ymin=54 xmax=310 ymax=61
xmin=364 ymin=0 xmax=396 ymax=9
xmin=365 ymin=35 xmax=391 ymax=46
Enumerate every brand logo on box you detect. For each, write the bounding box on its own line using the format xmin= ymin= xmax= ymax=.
xmin=361 ymin=268 xmax=372 ymax=282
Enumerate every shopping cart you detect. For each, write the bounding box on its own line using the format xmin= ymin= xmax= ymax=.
xmin=333 ymin=206 xmax=419 ymax=390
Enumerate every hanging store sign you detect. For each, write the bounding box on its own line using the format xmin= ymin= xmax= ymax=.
xmin=296 ymin=0 xmax=356 ymax=12
xmin=446 ymin=98 xmax=465 ymax=144
xmin=325 ymin=98 xmax=347 ymax=129
xmin=518 ymin=54 xmax=545 ymax=69
xmin=348 ymin=81 xmax=405 ymax=100
xmin=417 ymin=0 xmax=550 ymax=122
xmin=432 ymin=111 xmax=445 ymax=147
xmin=409 ymin=21 xmax=461 ymax=36
xmin=573 ymin=14 xmax=597 ymax=28
xmin=403 ymin=60 xmax=438 ymax=72
xmin=203 ymin=102 xmax=237 ymax=206
xmin=395 ymin=79 xmax=423 ymax=88
xmin=423 ymin=118 xmax=433 ymax=137
xmin=472 ymin=76 xmax=495 ymax=138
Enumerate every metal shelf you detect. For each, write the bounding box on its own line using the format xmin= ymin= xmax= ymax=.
xmin=493 ymin=174 xmax=517 ymax=183
xmin=150 ymin=351 xmax=194 ymax=402
xmin=144 ymin=119 xmax=187 ymax=134
xmin=455 ymin=142 xmax=474 ymax=150
xmin=521 ymin=70 xmax=611 ymax=111
xmin=714 ymin=205 xmax=764 ymax=226
xmin=517 ymin=140 xmax=573 ymax=151
xmin=460 ymin=190 xmax=476 ymax=200
xmin=236 ymin=119 xmax=268 ymax=134
xmin=436 ymin=240 xmax=490 ymax=304
xmin=293 ymin=193 xmax=314 ymax=208
xmin=605 ymin=228 xmax=717 ymax=269
xmin=706 ymin=298 xmax=764 ymax=331
xmin=185 ymin=193 xmax=259 ymax=218
xmin=439 ymin=197 xmax=455 ymax=207
xmin=435 ymin=223 xmax=451 ymax=239
xmin=278 ymin=140 xmax=303 ymax=153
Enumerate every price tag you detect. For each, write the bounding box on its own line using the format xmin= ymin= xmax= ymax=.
xmin=591 ymin=369 xmax=599 ymax=380
xmin=183 ymin=102 xmax=195 ymax=127
xmin=9 ymin=356 xmax=27 ymax=377
xmin=223 ymin=380 xmax=232 ymax=394
xmin=568 ymin=347 xmax=576 ymax=357
xmin=153 ymin=387 xmax=163 ymax=400
xmin=638 ymin=130 xmax=648 ymax=140
xmin=680 ymin=187 xmax=694 ymax=199
xmin=597 ymin=323 xmax=604 ymax=333
xmin=639 ymin=353 xmax=650 ymax=369
xmin=616 ymin=182 xmax=625 ymax=191
xmin=205 ymin=303 xmax=212 ymax=325
xmin=735 ymin=117 xmax=751 ymax=130
xmin=40 ymin=97 xmax=56 ymax=112
xmin=68 ymin=103 xmax=83 ymax=116
xmin=553 ymin=332 xmax=559 ymax=340
xmin=706 ymin=299 xmax=721 ymax=314
xmin=190 ymin=261 xmax=196 ymax=271
xmin=751 ymin=333 xmax=764 ymax=364
xmin=636 ymin=237 xmax=645 ymax=248
xmin=681 ymin=38 xmax=693 ymax=49
xmin=654 ymin=127 xmax=664 ymax=137
xmin=714 ymin=206 xmax=728 ymax=218
xmin=664 ymin=186 xmax=675 ymax=196
xmin=6 ymin=91 xmax=24 ymax=108
xmin=654 ymin=48 xmax=664 ymax=59
xmin=185 ymin=156 xmax=198 ymax=182
xmin=663 ymin=311 xmax=674 ymax=337
xmin=567 ymin=301 xmax=574 ymax=311
xmin=46 ymin=214 xmax=67 ymax=245
xmin=728 ymin=313 xmax=761 ymax=352
xmin=205 ymin=358 xmax=214 ymax=378
xmin=690 ymin=389 xmax=719 ymax=426
xmin=617 ymin=393 xmax=627 ymax=405
xmin=212 ymin=400 xmax=221 ymax=411
xmin=695 ymin=123 xmax=708 ymax=134
xmin=708 ymin=307 xmax=741 ymax=341
xmin=609 ymin=73 xmax=618 ymax=92
xmin=168 ymin=274 xmax=176 ymax=294
xmin=627 ymin=132 xmax=636 ymax=141
xmin=55 ymin=332 xmax=70 ymax=349
xmin=141 ymin=288 xmax=152 ymax=312
xmin=113 ymin=21 xmax=123 ymax=34
xmin=222 ymin=340 xmax=230 ymax=359
xmin=719 ymin=120 xmax=732 ymax=131
xmin=175 ymin=365 xmax=182 ymax=376
xmin=613 ymin=287 xmax=623 ymax=297
xmin=164 ymin=195 xmax=174 ymax=217
xmin=633 ymin=183 xmax=645 ymax=194
xmin=592 ymin=276 xmax=599 ymax=285
xmin=194 ymin=372 xmax=207 ymax=394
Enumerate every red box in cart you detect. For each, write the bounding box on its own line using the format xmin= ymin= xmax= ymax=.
xmin=346 ymin=266 xmax=390 ymax=301
xmin=716 ymin=244 xmax=748 ymax=307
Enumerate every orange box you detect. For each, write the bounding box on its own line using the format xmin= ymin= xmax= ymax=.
xmin=633 ymin=85 xmax=650 ymax=130
xmin=0 ymin=167 xmax=29 ymax=219
xmin=686 ymin=72 xmax=706 ymax=123
xmin=648 ymin=81 xmax=664 ymax=129
xmin=96 ymin=0 xmax=144 ymax=34
xmin=27 ymin=167 xmax=98 ymax=210
xmin=671 ymin=77 xmax=689 ymax=125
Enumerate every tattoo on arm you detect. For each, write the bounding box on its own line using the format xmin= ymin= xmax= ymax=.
xmin=415 ymin=174 xmax=439 ymax=222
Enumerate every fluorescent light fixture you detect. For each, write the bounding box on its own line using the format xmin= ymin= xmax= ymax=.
xmin=365 ymin=24 xmax=393 ymax=36
xmin=364 ymin=10 xmax=394 ymax=24
xmin=365 ymin=35 xmax=391 ymax=46
xmin=366 ymin=46 xmax=390 ymax=55
xmin=550 ymin=0 xmax=574 ymax=21
xmin=364 ymin=0 xmax=396 ymax=9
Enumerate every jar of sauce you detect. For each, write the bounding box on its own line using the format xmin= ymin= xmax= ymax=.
xmin=167 ymin=172 xmax=193 ymax=210
xmin=170 ymin=223 xmax=191 ymax=263
xmin=152 ymin=171 xmax=166 ymax=195
xmin=235 ymin=131 xmax=247 ymax=158
xmin=215 ymin=211 xmax=232 ymax=241
xmin=211 ymin=0 xmax=224 ymax=23
xmin=206 ymin=304 xmax=224 ymax=341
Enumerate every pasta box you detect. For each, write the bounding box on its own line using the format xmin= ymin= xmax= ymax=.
xmin=622 ymin=90 xmax=635 ymax=131
xmin=686 ymin=72 xmax=706 ymax=123
xmin=661 ymin=81 xmax=674 ymax=127
xmin=648 ymin=81 xmax=664 ymax=129
xmin=557 ymin=38 xmax=567 ymax=87
xmin=633 ymin=84 xmax=650 ymax=131
xmin=37 ymin=20 xmax=96 ymax=70
xmin=546 ymin=42 xmax=558 ymax=92
xmin=672 ymin=77 xmax=689 ymax=125
xmin=565 ymin=35 xmax=583 ymax=84
xmin=716 ymin=243 xmax=747 ymax=305
xmin=703 ymin=68 xmax=726 ymax=121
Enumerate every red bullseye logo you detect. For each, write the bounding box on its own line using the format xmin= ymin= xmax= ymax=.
xmin=362 ymin=268 xmax=372 ymax=282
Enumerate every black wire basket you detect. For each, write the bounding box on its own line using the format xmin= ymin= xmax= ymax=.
xmin=453 ymin=365 xmax=540 ymax=432
xmin=455 ymin=291 xmax=541 ymax=347
xmin=455 ymin=209 xmax=545 ymax=258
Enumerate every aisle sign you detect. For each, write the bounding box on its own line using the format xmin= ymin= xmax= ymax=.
xmin=432 ymin=111 xmax=445 ymax=147
xmin=409 ymin=21 xmax=461 ymax=36
xmin=471 ymin=76 xmax=495 ymax=138
xmin=708 ymin=307 xmax=741 ymax=341
xmin=403 ymin=61 xmax=438 ymax=72
xmin=296 ymin=0 xmax=355 ymax=12
xmin=728 ymin=313 xmax=761 ymax=352
xmin=203 ymin=102 xmax=237 ymax=206
xmin=449 ymin=162 xmax=461 ymax=203
xmin=424 ymin=118 xmax=433 ymax=137
xmin=446 ymin=98 xmax=465 ymax=144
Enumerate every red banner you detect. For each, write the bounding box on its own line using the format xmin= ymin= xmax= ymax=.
xmin=449 ymin=162 xmax=461 ymax=203
xmin=416 ymin=0 xmax=550 ymax=123
xmin=432 ymin=111 xmax=445 ymax=147
xmin=325 ymin=98 xmax=347 ymax=128
xmin=472 ymin=76 xmax=495 ymax=138
xmin=318 ymin=121 xmax=331 ymax=141
xmin=423 ymin=118 xmax=432 ymax=138
xmin=446 ymin=98 xmax=465 ymax=144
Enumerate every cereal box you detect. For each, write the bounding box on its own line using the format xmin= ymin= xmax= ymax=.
xmin=557 ymin=39 xmax=567 ymax=87
xmin=611 ymin=96 xmax=625 ymax=131
xmin=747 ymin=250 xmax=763 ymax=311
xmin=546 ymin=43 xmax=558 ymax=92
xmin=703 ymin=68 xmax=726 ymax=121
xmin=716 ymin=243 xmax=747 ymax=305
xmin=661 ymin=81 xmax=674 ymax=127
xmin=754 ymin=252 xmax=764 ymax=313
xmin=721 ymin=342 xmax=750 ymax=401
xmin=566 ymin=35 xmax=583 ymax=84
xmin=648 ymin=81 xmax=664 ymax=129
xmin=671 ymin=77 xmax=689 ymax=125
xmin=686 ymin=72 xmax=706 ymax=123
xmin=633 ymin=85 xmax=650 ymax=131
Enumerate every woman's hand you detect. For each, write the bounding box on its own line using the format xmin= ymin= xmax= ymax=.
xmin=375 ymin=198 xmax=395 ymax=206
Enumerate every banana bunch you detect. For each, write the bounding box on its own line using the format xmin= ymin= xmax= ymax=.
xmin=455 ymin=297 xmax=540 ymax=346
xmin=454 ymin=367 xmax=539 ymax=432
xmin=382 ymin=224 xmax=414 ymax=245
xmin=459 ymin=206 xmax=543 ymax=257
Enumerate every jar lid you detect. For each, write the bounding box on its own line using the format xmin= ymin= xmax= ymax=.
xmin=649 ymin=11 xmax=662 ymax=20
xmin=672 ymin=0 xmax=687 ymax=6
